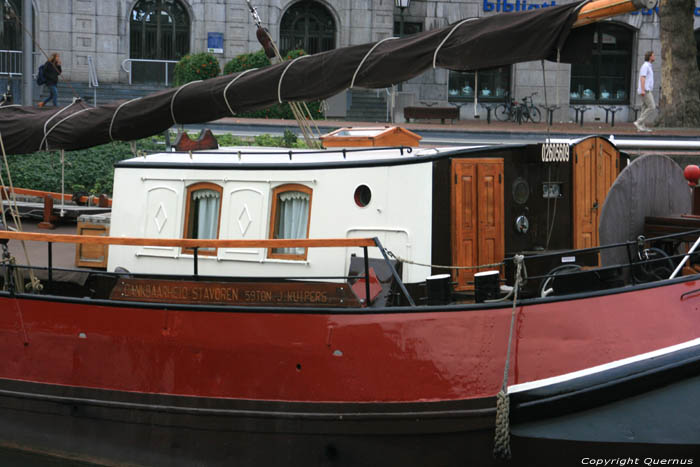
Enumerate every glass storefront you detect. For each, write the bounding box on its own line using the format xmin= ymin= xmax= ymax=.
xmin=448 ymin=66 xmax=511 ymax=102
xmin=570 ymin=22 xmax=633 ymax=104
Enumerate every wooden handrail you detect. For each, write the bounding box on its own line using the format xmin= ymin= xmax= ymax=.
xmin=0 ymin=230 xmax=376 ymax=249
xmin=573 ymin=0 xmax=656 ymax=28
xmin=0 ymin=186 xmax=112 ymax=207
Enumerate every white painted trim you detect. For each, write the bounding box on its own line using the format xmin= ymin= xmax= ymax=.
xmin=508 ymin=337 xmax=700 ymax=394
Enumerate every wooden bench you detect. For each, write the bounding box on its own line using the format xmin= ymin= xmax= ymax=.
xmin=404 ymin=106 xmax=459 ymax=124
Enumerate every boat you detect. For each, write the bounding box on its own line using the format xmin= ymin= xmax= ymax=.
xmin=2 ymin=0 xmax=699 ymax=465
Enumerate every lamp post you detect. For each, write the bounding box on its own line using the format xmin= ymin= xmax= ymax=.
xmin=395 ymin=0 xmax=410 ymax=36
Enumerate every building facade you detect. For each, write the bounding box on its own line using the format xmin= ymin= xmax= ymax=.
xmin=3 ymin=0 xmax=700 ymax=122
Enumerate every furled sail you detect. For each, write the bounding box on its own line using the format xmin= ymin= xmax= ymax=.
xmin=0 ymin=1 xmax=626 ymax=155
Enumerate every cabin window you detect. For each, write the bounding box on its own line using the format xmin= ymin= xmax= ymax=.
xmin=280 ymin=1 xmax=336 ymax=55
xmin=268 ymin=184 xmax=312 ymax=260
xmin=448 ymin=66 xmax=511 ymax=102
xmin=570 ymin=22 xmax=633 ymax=104
xmin=183 ymin=183 xmax=222 ymax=255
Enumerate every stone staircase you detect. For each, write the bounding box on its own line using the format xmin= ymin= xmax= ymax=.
xmin=346 ymin=89 xmax=389 ymax=122
xmin=42 ymin=82 xmax=168 ymax=107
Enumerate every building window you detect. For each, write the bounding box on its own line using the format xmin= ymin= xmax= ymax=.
xmin=183 ymin=183 xmax=222 ymax=255
xmin=570 ymin=22 xmax=633 ymax=104
xmin=393 ymin=21 xmax=423 ymax=37
xmin=280 ymin=1 xmax=336 ymax=55
xmin=448 ymin=66 xmax=511 ymax=102
xmin=268 ymin=184 xmax=312 ymax=260
xmin=696 ymin=28 xmax=700 ymax=70
xmin=130 ymin=0 xmax=190 ymax=60
xmin=1 ymin=0 xmax=23 ymax=51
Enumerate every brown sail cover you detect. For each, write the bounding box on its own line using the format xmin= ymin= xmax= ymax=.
xmin=0 ymin=2 xmax=588 ymax=155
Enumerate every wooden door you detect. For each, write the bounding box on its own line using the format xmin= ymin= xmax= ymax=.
xmin=573 ymin=137 xmax=619 ymax=249
xmin=451 ymin=158 xmax=504 ymax=290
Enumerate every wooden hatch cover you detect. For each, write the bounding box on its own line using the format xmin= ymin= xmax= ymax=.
xmin=320 ymin=126 xmax=422 ymax=148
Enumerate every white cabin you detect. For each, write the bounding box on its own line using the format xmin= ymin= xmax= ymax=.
xmin=107 ymin=146 xmax=449 ymax=283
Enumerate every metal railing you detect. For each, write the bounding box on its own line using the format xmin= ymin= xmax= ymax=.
xmin=0 ymin=50 xmax=42 ymax=77
xmin=121 ymin=58 xmax=178 ymax=86
xmin=87 ymin=55 xmax=99 ymax=106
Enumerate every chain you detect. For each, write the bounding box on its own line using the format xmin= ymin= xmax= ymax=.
xmin=386 ymin=250 xmax=503 ymax=270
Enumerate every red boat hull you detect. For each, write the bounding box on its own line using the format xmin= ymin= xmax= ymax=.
xmin=1 ymin=278 xmax=699 ymax=402
xmin=1 ymin=279 xmax=700 ymax=465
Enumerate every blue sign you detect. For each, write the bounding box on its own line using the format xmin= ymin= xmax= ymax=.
xmin=484 ymin=0 xmax=700 ymax=15
xmin=207 ymin=32 xmax=224 ymax=54
xmin=483 ymin=0 xmax=556 ymax=12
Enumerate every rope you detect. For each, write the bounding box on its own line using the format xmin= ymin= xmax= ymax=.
xmin=59 ymin=149 xmax=65 ymax=217
xmin=493 ymin=254 xmax=524 ymax=460
xmin=432 ymin=18 xmax=478 ymax=69
xmin=109 ymin=97 xmax=141 ymax=141
xmin=277 ymin=54 xmax=312 ymax=104
xmin=387 ymin=250 xmax=503 ymax=270
xmin=7 ymin=9 xmax=80 ymax=100
xmin=170 ymin=80 xmax=202 ymax=125
xmin=0 ymin=131 xmax=41 ymax=293
xmin=40 ymin=106 xmax=92 ymax=152
xmin=223 ymin=68 xmax=257 ymax=116
xmin=350 ymin=37 xmax=398 ymax=89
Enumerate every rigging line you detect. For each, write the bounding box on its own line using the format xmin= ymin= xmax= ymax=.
xmin=7 ymin=8 xmax=78 ymax=100
xmin=40 ymin=101 xmax=79 ymax=151
xmin=170 ymin=80 xmax=202 ymax=125
xmin=277 ymin=54 xmax=312 ymax=104
xmin=541 ymin=59 xmax=550 ymax=143
xmin=39 ymin=106 xmax=93 ymax=151
xmin=109 ymin=97 xmax=142 ymax=142
xmin=432 ymin=18 xmax=478 ymax=69
xmin=223 ymin=68 xmax=257 ymax=116
xmin=0 ymin=130 xmax=40 ymax=291
xmin=350 ymin=37 xmax=398 ymax=89
xmin=59 ymin=149 xmax=65 ymax=217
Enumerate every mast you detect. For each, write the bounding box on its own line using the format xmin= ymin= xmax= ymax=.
xmin=574 ymin=0 xmax=657 ymax=27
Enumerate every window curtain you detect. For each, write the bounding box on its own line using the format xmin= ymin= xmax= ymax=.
xmin=275 ymin=191 xmax=310 ymax=255
xmin=192 ymin=190 xmax=220 ymax=246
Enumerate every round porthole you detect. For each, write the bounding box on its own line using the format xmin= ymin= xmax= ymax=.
xmin=512 ymin=177 xmax=529 ymax=205
xmin=354 ymin=185 xmax=372 ymax=207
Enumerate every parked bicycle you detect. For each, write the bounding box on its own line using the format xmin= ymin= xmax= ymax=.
xmin=495 ymin=92 xmax=542 ymax=123
xmin=519 ymin=92 xmax=541 ymax=123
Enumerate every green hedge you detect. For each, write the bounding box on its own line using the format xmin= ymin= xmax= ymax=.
xmin=0 ymin=139 xmax=162 ymax=196
xmin=223 ymin=49 xmax=323 ymax=120
xmin=0 ymin=132 xmax=308 ymax=196
xmin=173 ymin=52 xmax=221 ymax=86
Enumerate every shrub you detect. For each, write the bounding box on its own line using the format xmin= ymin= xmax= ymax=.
xmin=0 ymin=139 xmax=162 ymax=196
xmin=223 ymin=49 xmax=324 ymax=120
xmin=173 ymin=52 xmax=221 ymax=86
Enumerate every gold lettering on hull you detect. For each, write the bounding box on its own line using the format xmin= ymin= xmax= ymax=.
xmin=110 ymin=279 xmax=359 ymax=307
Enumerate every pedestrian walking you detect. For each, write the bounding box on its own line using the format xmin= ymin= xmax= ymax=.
xmin=38 ymin=52 xmax=62 ymax=108
xmin=633 ymin=50 xmax=655 ymax=132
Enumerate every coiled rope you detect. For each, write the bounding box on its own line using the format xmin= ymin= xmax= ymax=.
xmin=493 ymin=254 xmax=524 ymax=459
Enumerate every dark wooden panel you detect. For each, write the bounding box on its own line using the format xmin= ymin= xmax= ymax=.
xmin=110 ymin=279 xmax=361 ymax=307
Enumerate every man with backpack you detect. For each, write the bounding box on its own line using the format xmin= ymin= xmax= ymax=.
xmin=37 ymin=52 xmax=62 ymax=107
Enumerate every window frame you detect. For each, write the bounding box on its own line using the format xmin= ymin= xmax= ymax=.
xmin=448 ymin=66 xmax=512 ymax=103
xmin=182 ymin=182 xmax=223 ymax=256
xmin=569 ymin=22 xmax=633 ymax=105
xmin=130 ymin=0 xmax=191 ymax=60
xmin=280 ymin=0 xmax=336 ymax=55
xmin=267 ymin=183 xmax=313 ymax=261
